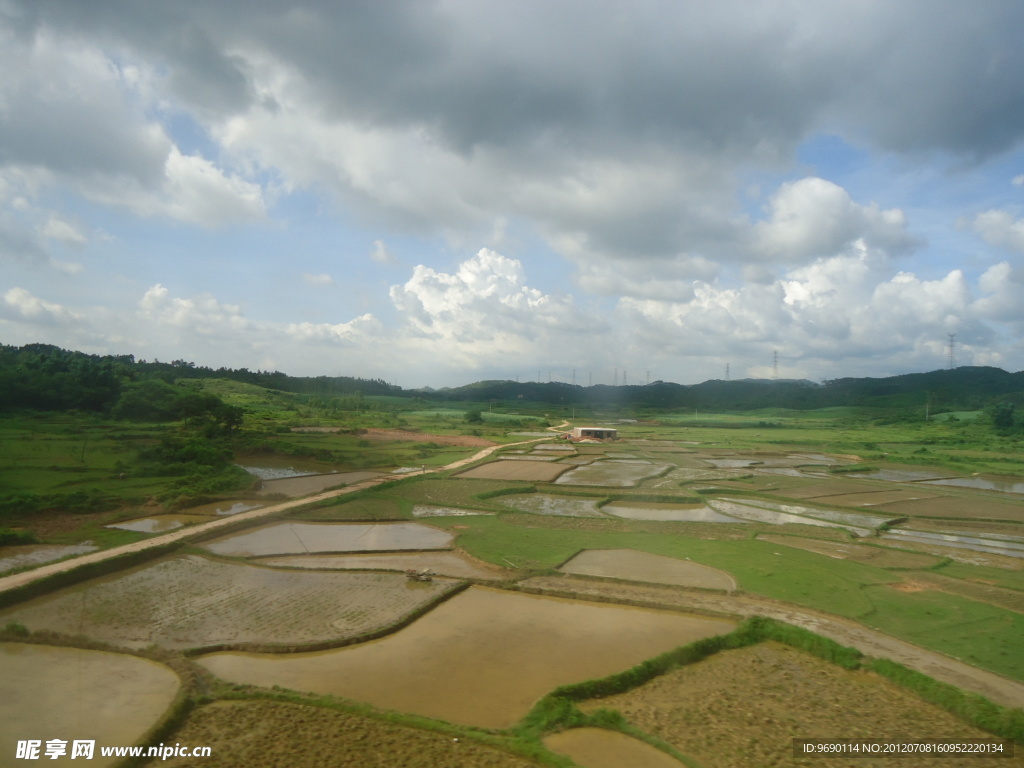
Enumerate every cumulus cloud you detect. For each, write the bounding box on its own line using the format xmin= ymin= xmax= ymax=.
xmin=389 ymin=248 xmax=597 ymax=369
xmin=756 ymin=178 xmax=918 ymax=262
xmin=971 ymin=210 xmax=1024 ymax=253
xmin=2 ymin=286 xmax=80 ymax=325
xmin=370 ymin=239 xmax=395 ymax=265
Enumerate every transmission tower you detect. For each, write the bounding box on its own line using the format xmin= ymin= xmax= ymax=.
xmin=614 ymin=367 xmax=618 ymax=386
xmin=772 ymin=351 xmax=779 ymax=380
xmin=726 ymin=363 xmax=730 ymax=381
xmin=947 ymin=333 xmax=957 ymax=370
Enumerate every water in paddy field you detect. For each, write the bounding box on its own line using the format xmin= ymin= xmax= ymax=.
xmin=202 ymin=522 xmax=454 ymax=557
xmin=498 ymin=493 xmax=605 ymax=517
xmin=105 ymin=514 xmax=209 ymax=533
xmin=261 ymin=551 xmax=510 ymax=580
xmin=0 ymin=544 xmax=97 ymax=574
xmin=922 ymin=476 xmax=1024 ymax=494
xmin=555 ymin=460 xmax=671 ymax=486
xmin=0 ymin=643 xmax=179 ymax=767
xmin=197 ymin=587 xmax=735 ymax=729
xmin=881 ymin=529 xmax=1024 ymax=558
xmin=601 ymin=501 xmax=746 ymax=523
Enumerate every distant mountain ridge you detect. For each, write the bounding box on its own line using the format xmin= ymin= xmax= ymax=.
xmin=2 ymin=343 xmax=1023 ymax=413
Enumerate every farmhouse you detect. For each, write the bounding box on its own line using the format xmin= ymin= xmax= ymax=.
xmin=570 ymin=426 xmax=618 ymax=440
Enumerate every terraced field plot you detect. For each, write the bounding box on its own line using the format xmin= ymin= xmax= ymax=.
xmin=601 ymin=501 xmax=744 ymax=523
xmin=578 ymin=641 xmax=1023 ymax=768
xmin=455 ymin=460 xmax=569 ymax=481
xmin=1 ymin=643 xmax=180 ymax=768
xmin=199 ymin=587 xmax=735 ymax=729
xmin=554 ymin=460 xmax=671 ymax=487
xmin=150 ymin=700 xmax=540 ymax=768
xmin=560 ymin=549 xmax=737 ymax=590
xmin=756 ymin=534 xmax=944 ymax=568
xmin=874 ymin=496 xmax=1024 ymax=522
xmin=262 ymin=551 xmax=512 ymax=580
xmin=496 ymin=493 xmax=605 ymax=517
xmin=203 ymin=522 xmax=453 ymax=557
xmin=0 ymin=555 xmax=458 ymax=649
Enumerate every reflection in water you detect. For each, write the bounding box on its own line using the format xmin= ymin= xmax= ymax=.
xmin=105 ymin=514 xmax=209 ymax=533
xmin=0 ymin=643 xmax=179 ymax=767
xmin=922 ymin=477 xmax=1024 ymax=494
xmin=198 ymin=587 xmax=734 ymax=729
xmin=602 ymin=502 xmax=744 ymax=523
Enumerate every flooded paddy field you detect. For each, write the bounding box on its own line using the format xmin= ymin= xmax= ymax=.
xmin=543 ymin=728 xmax=684 ymax=768
xmin=496 ymin=493 xmax=605 ymax=517
xmin=873 ymin=495 xmax=1024 ymax=522
xmin=1 ymin=643 xmax=179 ymax=767
xmin=261 ymin=551 xmax=512 ymax=580
xmin=555 ymin=460 xmax=671 ymax=487
xmin=149 ymin=699 xmax=540 ymax=768
xmin=105 ymin=513 xmax=210 ymax=533
xmin=0 ymin=543 xmax=97 ymax=574
xmin=255 ymin=470 xmax=382 ymax=497
xmin=455 ymin=460 xmax=570 ymax=482
xmin=560 ymin=549 xmax=737 ymax=590
xmin=577 ymin=641 xmax=1023 ymax=768
xmin=715 ymin=497 xmax=893 ymax=529
xmin=412 ymin=504 xmax=494 ymax=517
xmin=202 ymin=522 xmax=453 ymax=557
xmin=0 ymin=555 xmax=458 ymax=649
xmin=198 ymin=586 xmax=735 ymax=729
xmin=181 ymin=500 xmax=263 ymax=516
xmin=880 ymin=529 xmax=1024 ymax=559
xmin=706 ymin=499 xmax=873 ymax=535
xmin=922 ymin=476 xmax=1024 ymax=494
xmin=601 ymin=501 xmax=744 ymax=523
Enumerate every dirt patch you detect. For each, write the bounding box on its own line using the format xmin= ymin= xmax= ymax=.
xmin=560 ymin=549 xmax=737 ymax=591
xmin=146 ymin=699 xmax=540 ymax=768
xmin=890 ymin=581 xmax=930 ymax=592
xmin=579 ymin=642 xmax=1023 ymax=768
xmin=756 ymin=535 xmax=944 ymax=569
xmin=362 ymin=429 xmax=497 ymax=447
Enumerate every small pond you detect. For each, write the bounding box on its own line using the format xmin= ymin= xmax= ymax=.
xmin=203 ymin=522 xmax=454 ymax=557
xmin=0 ymin=643 xmax=179 ymax=767
xmin=197 ymin=587 xmax=734 ymax=729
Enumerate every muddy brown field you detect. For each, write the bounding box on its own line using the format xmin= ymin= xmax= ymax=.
xmin=579 ymin=642 xmax=1024 ymax=768
xmin=0 ymin=555 xmax=459 ymax=649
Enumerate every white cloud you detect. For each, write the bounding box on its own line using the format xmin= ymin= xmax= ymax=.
xmin=370 ymin=239 xmax=395 ymax=265
xmin=302 ymin=272 xmax=335 ymax=287
xmin=1012 ymin=175 xmax=1024 ymax=187
xmin=2 ymin=287 xmax=80 ymax=325
xmin=39 ymin=215 xmax=87 ymax=245
xmin=971 ymin=210 xmax=1024 ymax=253
xmin=756 ymin=177 xmax=917 ymax=262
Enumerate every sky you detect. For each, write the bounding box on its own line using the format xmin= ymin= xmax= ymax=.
xmin=2 ymin=1 xmax=1024 ymax=389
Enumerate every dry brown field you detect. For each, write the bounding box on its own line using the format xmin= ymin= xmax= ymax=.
xmin=145 ymin=700 xmax=540 ymax=768
xmin=579 ymin=641 xmax=1024 ymax=768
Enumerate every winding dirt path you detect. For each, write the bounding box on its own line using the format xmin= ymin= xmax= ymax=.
xmin=519 ymin=575 xmax=1024 ymax=710
xmin=0 ymin=437 xmax=548 ymax=595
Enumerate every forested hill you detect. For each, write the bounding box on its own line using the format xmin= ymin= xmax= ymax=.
xmin=426 ymin=367 xmax=1024 ymax=412
xmin=2 ymin=342 xmax=1024 ymax=414
xmin=0 ymin=343 xmax=399 ymax=413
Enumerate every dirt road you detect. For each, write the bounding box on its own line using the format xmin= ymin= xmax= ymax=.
xmin=0 ymin=438 xmax=546 ymax=595
xmin=520 ymin=575 xmax=1024 ymax=710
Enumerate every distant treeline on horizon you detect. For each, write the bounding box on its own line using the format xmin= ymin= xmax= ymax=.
xmin=3 ymin=342 xmax=1024 ymax=414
